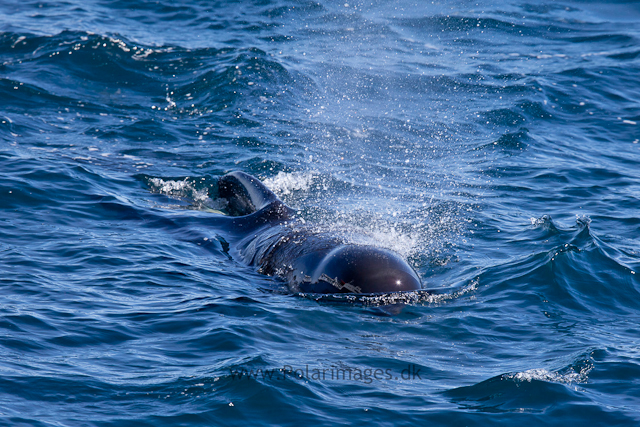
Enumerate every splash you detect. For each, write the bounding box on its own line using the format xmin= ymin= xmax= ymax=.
xmin=306 ymin=217 xmax=422 ymax=259
xmin=263 ymin=170 xmax=463 ymax=264
xmin=263 ymin=171 xmax=320 ymax=195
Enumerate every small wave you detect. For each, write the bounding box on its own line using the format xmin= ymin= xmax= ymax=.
xmin=444 ymin=355 xmax=596 ymax=413
xmin=0 ymin=30 xmax=302 ymax=126
xmin=480 ymin=214 xmax=640 ymax=315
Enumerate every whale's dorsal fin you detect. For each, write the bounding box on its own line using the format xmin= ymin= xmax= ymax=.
xmin=218 ymin=171 xmax=291 ymax=218
xmin=218 ymin=171 xmax=279 ymax=215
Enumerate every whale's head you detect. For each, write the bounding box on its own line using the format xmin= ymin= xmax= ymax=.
xmin=310 ymin=246 xmax=421 ymax=294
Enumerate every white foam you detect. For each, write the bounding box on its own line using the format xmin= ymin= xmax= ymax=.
xmin=108 ymin=37 xmax=131 ymax=53
xmin=507 ymin=364 xmax=592 ymax=384
xmin=530 ymin=215 xmax=551 ymax=226
xmin=148 ymin=177 xmax=209 ymax=203
xmin=307 ymin=279 xmax=478 ymax=305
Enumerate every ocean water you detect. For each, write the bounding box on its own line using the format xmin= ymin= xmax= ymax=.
xmin=1 ymin=0 xmax=640 ymax=425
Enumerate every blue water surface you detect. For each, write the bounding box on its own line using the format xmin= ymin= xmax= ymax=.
xmin=1 ymin=0 xmax=640 ymax=425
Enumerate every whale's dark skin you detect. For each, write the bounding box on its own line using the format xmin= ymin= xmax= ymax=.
xmin=216 ymin=171 xmax=422 ymax=294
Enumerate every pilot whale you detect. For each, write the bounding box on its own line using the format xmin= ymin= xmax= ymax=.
xmin=215 ymin=171 xmax=422 ymax=294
